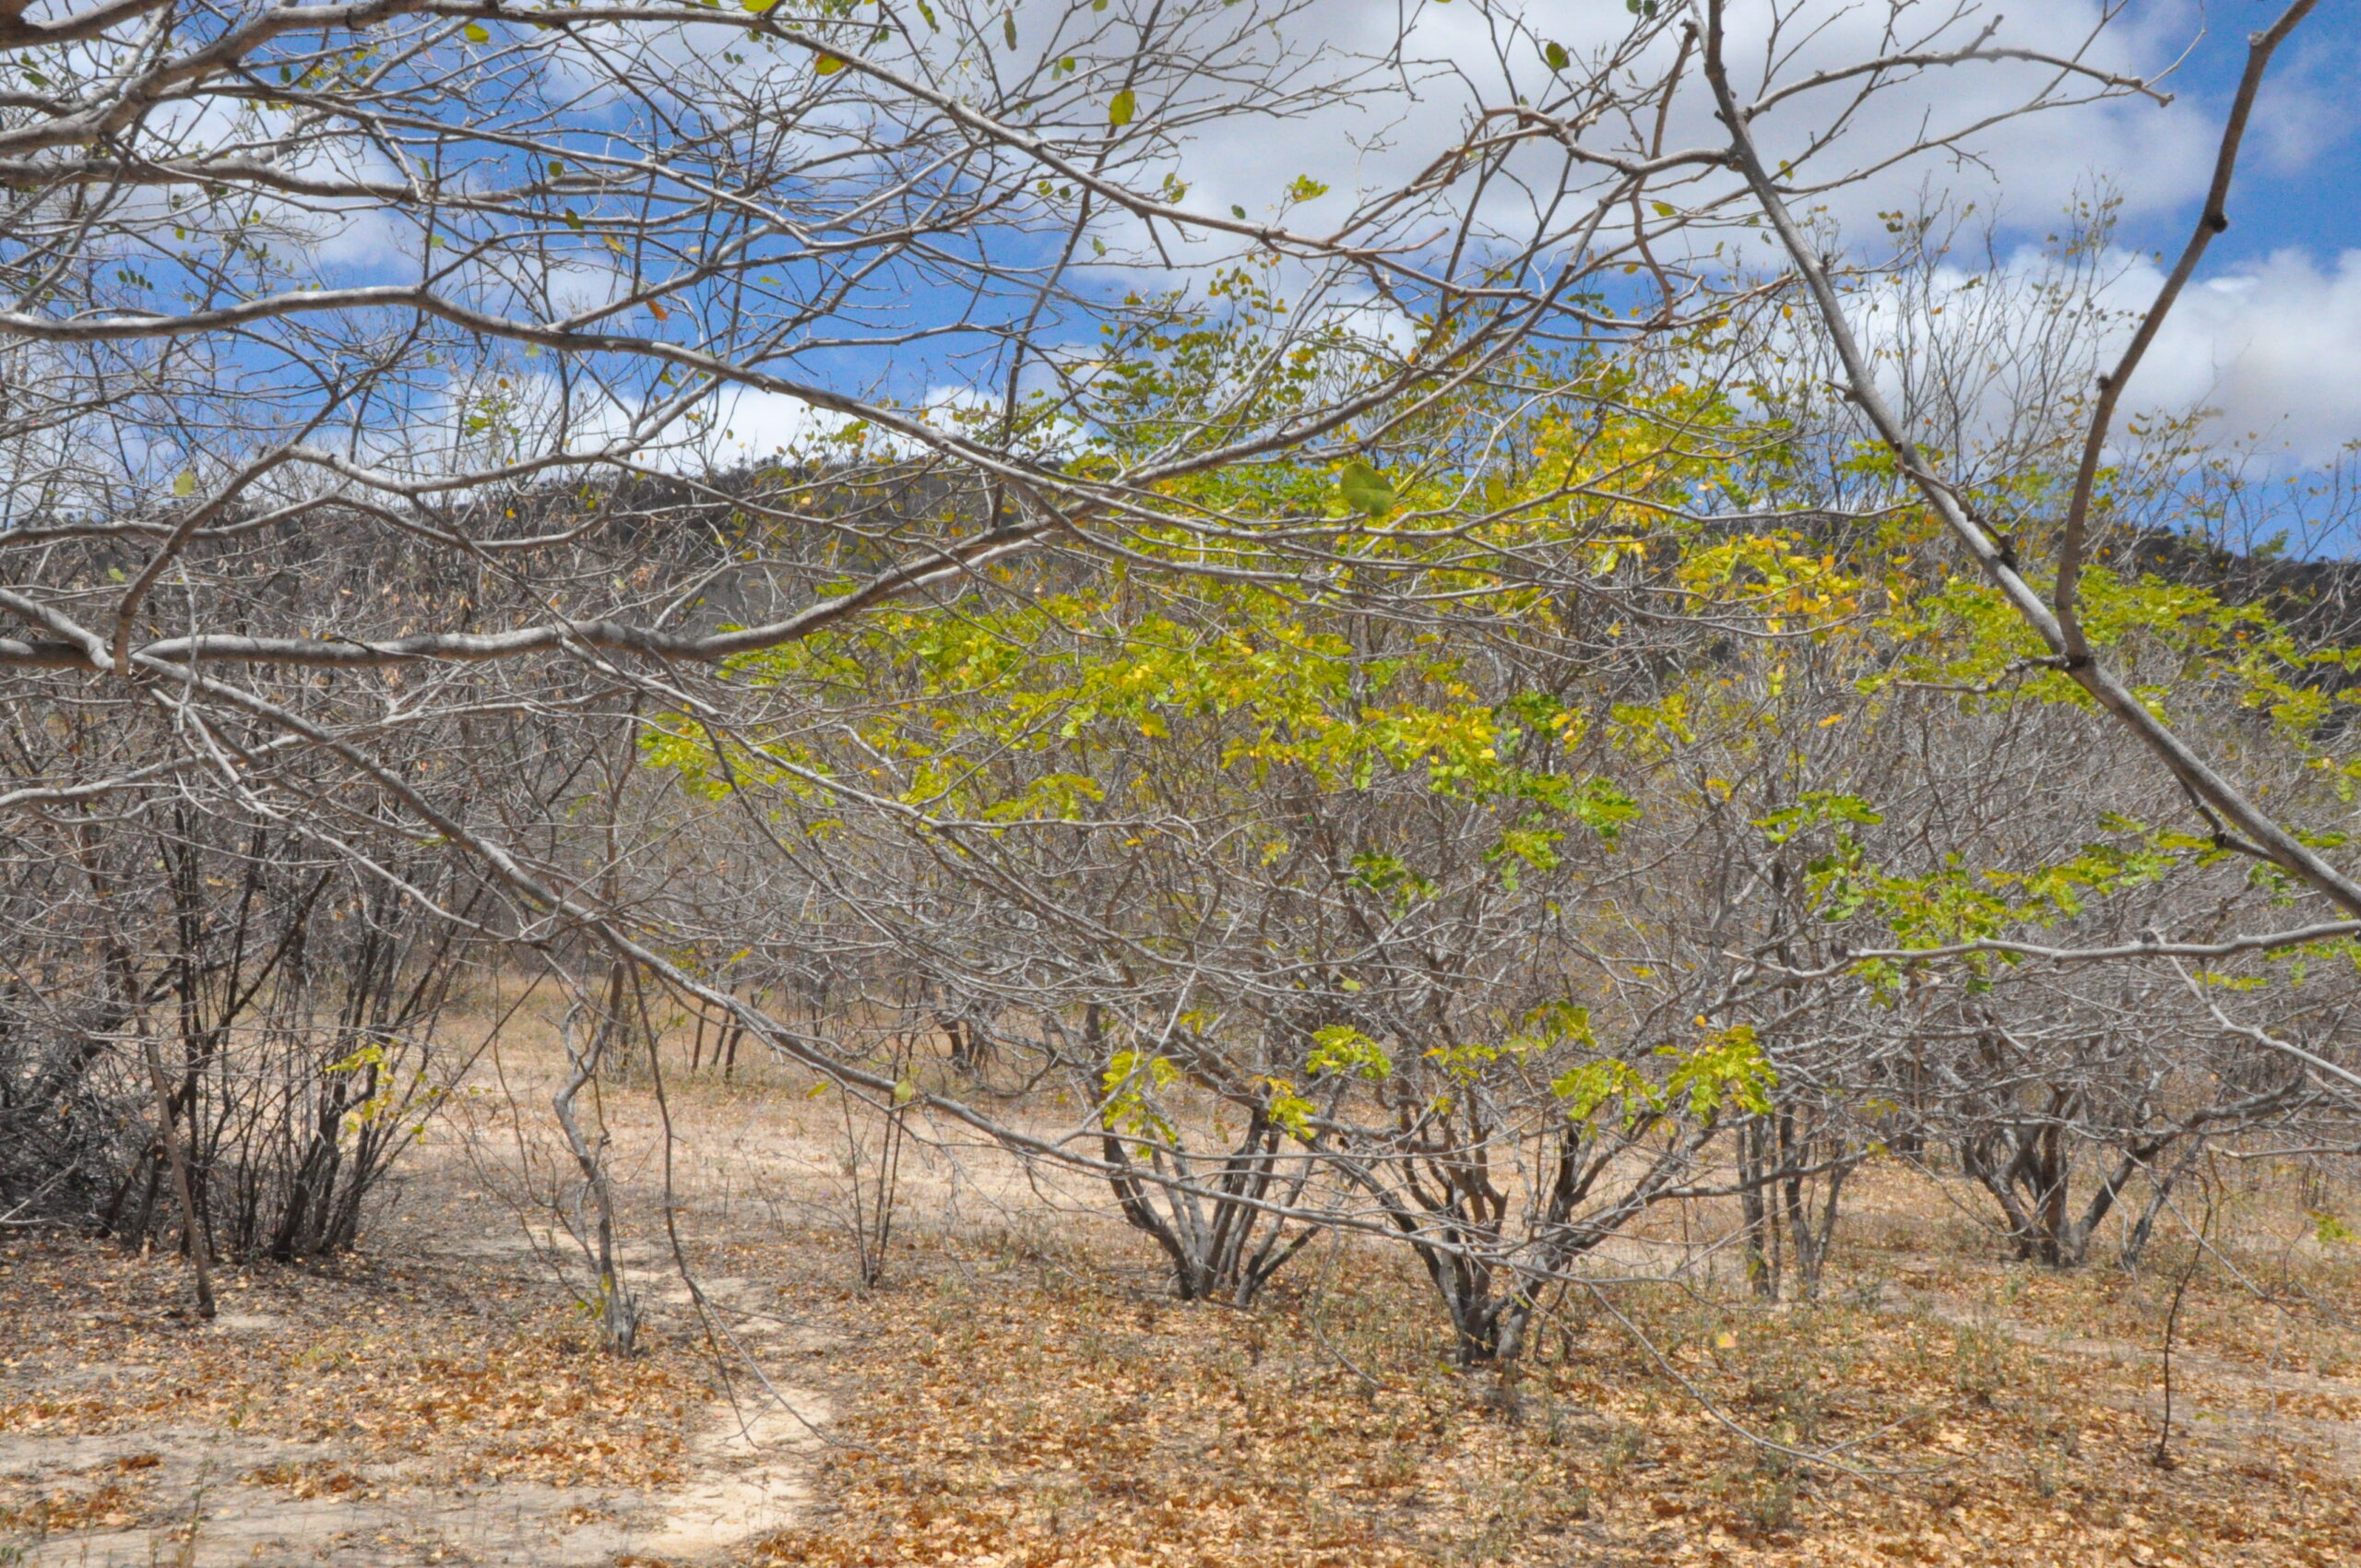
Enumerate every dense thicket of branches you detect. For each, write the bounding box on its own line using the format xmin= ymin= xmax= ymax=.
xmin=4 ymin=0 xmax=2358 ymax=1386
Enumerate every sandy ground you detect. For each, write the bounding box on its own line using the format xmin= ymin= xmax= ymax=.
xmin=3 ymin=1220 xmax=831 ymax=1567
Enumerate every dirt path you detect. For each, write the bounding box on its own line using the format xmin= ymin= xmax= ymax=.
xmin=3 ymin=1180 xmax=835 ymax=1567
xmin=4 ymin=1378 xmax=827 ymax=1567
xmin=4 ymin=1040 xmax=1094 ymax=1568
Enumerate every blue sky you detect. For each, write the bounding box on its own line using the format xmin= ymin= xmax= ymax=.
xmin=191 ymin=0 xmax=2348 ymax=521
xmin=2133 ymin=3 xmax=2360 ymax=265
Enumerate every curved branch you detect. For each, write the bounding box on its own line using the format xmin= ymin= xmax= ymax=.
xmin=1697 ymin=0 xmax=2361 ymax=919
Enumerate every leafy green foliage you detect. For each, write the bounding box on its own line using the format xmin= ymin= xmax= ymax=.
xmin=1336 ymin=459 xmax=1396 ymax=517
xmin=1550 ymin=1026 xmax=1776 ymax=1127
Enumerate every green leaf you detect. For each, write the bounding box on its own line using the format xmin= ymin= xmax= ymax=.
xmin=1229 ymin=204 xmax=1247 ymax=220
xmin=1264 ymin=1078 xmax=1315 ymax=1139
xmin=1543 ymin=41 xmax=1569 ymax=70
xmin=813 ymin=52 xmax=845 ymax=74
xmin=1666 ymin=1024 xmax=1777 ymax=1120
xmin=742 ymin=0 xmax=778 ymax=10
xmin=1572 ymin=778 xmax=1642 ymax=843
xmin=461 ymin=21 xmax=490 ymax=42
xmin=893 ymin=1076 xmax=917 ymax=1106
xmin=1108 ymin=88 xmax=1136 ymax=126
xmin=172 ymin=470 xmax=197 ymax=497
xmin=1308 ymin=1025 xmax=1393 ymax=1082
xmin=1003 ymin=12 xmax=1017 ymax=48
xmin=1335 ymin=458 xmax=1394 ymax=517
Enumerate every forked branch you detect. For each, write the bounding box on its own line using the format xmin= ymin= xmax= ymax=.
xmin=1698 ymin=0 xmax=2361 ymax=920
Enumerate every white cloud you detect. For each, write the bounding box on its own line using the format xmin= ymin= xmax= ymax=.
xmin=699 ymin=382 xmax=1085 ymax=467
xmin=2130 ymin=249 xmax=2361 ymax=461
xmin=1746 ymin=239 xmax=2361 ymax=474
xmin=1090 ymin=1 xmax=2229 ymax=262
xmin=701 ymin=387 xmax=872 ymax=460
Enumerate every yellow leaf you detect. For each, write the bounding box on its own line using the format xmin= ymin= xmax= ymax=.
xmin=172 ymin=470 xmax=196 ymax=496
xmin=1108 ymin=89 xmax=1136 ymax=127
xmin=462 ymin=22 xmax=490 ymax=42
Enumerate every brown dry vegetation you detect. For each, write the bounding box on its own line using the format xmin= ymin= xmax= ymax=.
xmin=0 ymin=1241 xmax=694 ymax=1492
xmin=741 ymin=1182 xmax=2361 ymax=1568
xmin=0 ymin=1225 xmax=702 ymax=1561
xmin=11 ymin=1017 xmax=2361 ymax=1567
